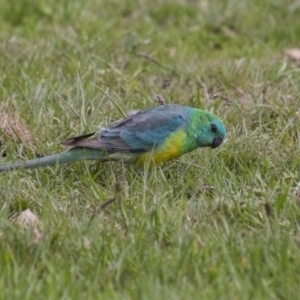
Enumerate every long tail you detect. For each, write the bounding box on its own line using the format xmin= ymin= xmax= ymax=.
xmin=0 ymin=148 xmax=107 ymax=172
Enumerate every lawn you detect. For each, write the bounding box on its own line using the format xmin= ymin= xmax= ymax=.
xmin=0 ymin=0 xmax=300 ymax=299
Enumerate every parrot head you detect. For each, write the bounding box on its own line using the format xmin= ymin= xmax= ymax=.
xmin=194 ymin=113 xmax=226 ymax=149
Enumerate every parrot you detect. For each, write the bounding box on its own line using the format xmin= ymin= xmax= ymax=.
xmin=0 ymin=104 xmax=226 ymax=172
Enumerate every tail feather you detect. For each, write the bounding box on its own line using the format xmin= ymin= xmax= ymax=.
xmin=0 ymin=148 xmax=107 ymax=172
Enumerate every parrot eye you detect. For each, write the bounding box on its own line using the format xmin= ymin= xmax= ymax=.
xmin=210 ymin=123 xmax=218 ymax=133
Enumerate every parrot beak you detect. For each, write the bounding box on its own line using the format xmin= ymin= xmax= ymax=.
xmin=211 ymin=137 xmax=223 ymax=149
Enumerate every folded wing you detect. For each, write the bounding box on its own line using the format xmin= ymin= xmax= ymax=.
xmin=61 ymin=105 xmax=188 ymax=153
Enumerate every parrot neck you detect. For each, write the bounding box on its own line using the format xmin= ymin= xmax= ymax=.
xmin=185 ymin=109 xmax=209 ymax=150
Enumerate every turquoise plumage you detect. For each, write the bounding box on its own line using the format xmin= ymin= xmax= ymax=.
xmin=0 ymin=104 xmax=226 ymax=172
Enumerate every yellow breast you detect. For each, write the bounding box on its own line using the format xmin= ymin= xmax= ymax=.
xmin=136 ymin=129 xmax=187 ymax=166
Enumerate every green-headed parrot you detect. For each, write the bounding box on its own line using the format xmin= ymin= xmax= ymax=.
xmin=0 ymin=104 xmax=226 ymax=172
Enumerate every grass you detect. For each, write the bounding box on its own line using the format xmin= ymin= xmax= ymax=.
xmin=1 ymin=0 xmax=300 ymax=299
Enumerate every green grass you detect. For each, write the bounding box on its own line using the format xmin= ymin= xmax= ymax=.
xmin=1 ymin=0 xmax=300 ymax=299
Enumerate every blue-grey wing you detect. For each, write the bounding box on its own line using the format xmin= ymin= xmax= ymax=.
xmin=62 ymin=105 xmax=188 ymax=152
